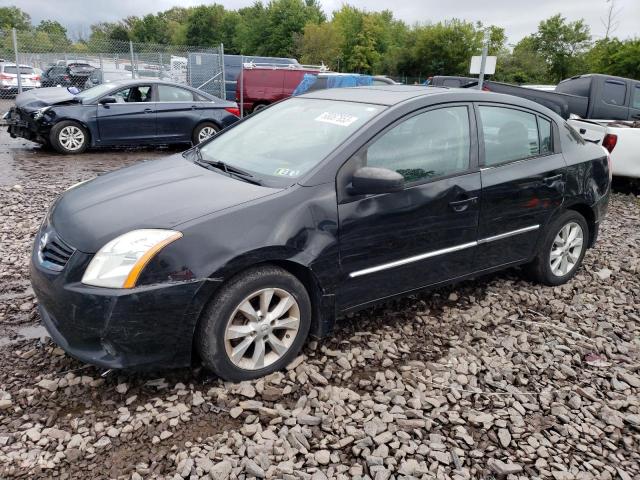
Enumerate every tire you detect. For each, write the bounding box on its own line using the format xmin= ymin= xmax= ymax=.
xmin=252 ymin=103 xmax=268 ymax=114
xmin=192 ymin=122 xmax=219 ymax=145
xmin=50 ymin=121 xmax=89 ymax=154
xmin=196 ymin=265 xmax=311 ymax=381
xmin=526 ymin=210 xmax=589 ymax=286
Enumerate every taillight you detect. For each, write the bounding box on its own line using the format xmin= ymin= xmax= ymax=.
xmin=481 ymin=85 xmax=490 ymax=91
xmin=63 ymin=75 xmax=70 ymax=80
xmin=32 ymin=75 xmax=40 ymax=81
xmin=225 ymin=107 xmax=241 ymax=117
xmin=602 ymin=133 xmax=617 ymax=153
xmin=0 ymin=74 xmax=12 ymax=80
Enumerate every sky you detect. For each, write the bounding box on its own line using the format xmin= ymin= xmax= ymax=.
xmin=4 ymin=0 xmax=639 ymax=45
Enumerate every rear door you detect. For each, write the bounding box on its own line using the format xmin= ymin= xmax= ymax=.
xmin=96 ymin=84 xmax=156 ymax=144
xmin=630 ymin=82 xmax=640 ymax=121
xmin=155 ymin=84 xmax=203 ymax=142
xmin=337 ymin=104 xmax=481 ymax=309
xmin=475 ymin=104 xmax=566 ymax=270
xmin=595 ymin=78 xmax=629 ymax=120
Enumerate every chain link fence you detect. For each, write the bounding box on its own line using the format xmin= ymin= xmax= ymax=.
xmin=0 ymin=29 xmax=226 ymax=99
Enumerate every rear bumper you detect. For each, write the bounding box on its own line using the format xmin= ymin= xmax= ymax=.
xmin=30 ymin=233 xmax=219 ymax=370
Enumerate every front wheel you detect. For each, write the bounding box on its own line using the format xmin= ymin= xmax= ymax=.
xmin=196 ymin=265 xmax=311 ymax=381
xmin=50 ymin=121 xmax=89 ymax=154
xmin=526 ymin=210 xmax=589 ymax=286
xmin=192 ymin=122 xmax=219 ymax=145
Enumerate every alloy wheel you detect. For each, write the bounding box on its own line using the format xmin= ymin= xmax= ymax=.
xmin=58 ymin=126 xmax=85 ymax=151
xmin=224 ymin=288 xmax=300 ymax=370
xmin=549 ymin=221 xmax=584 ymax=277
xmin=198 ymin=126 xmax=216 ymax=143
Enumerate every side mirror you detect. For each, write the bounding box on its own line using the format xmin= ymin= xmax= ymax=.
xmin=99 ymin=96 xmax=117 ymax=105
xmin=351 ymin=167 xmax=404 ymax=195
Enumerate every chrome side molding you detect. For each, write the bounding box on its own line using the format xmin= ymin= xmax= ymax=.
xmin=349 ymin=224 xmax=540 ymax=278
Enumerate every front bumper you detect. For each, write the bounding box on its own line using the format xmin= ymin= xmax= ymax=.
xmin=5 ymin=107 xmax=47 ymax=143
xmin=30 ymin=230 xmax=218 ymax=370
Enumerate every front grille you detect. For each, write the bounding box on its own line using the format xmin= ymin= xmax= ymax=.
xmin=38 ymin=230 xmax=75 ymax=271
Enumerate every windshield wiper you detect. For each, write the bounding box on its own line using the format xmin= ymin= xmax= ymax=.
xmin=192 ymin=147 xmax=262 ymax=185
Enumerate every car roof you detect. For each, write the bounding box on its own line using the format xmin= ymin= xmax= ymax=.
xmin=297 ymin=85 xmax=478 ymax=106
xmin=297 ymin=84 xmax=564 ymax=119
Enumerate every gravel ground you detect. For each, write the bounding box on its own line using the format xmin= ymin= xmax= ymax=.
xmin=0 ymin=100 xmax=639 ymax=479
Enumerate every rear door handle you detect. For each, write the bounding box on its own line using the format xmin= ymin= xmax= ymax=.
xmin=191 ymin=104 xmax=198 ymax=109
xmin=543 ymin=174 xmax=563 ymax=185
xmin=449 ymin=196 xmax=478 ymax=212
xmin=144 ymin=108 xmax=153 ymax=113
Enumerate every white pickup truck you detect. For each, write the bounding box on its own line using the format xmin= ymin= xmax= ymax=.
xmin=568 ymin=118 xmax=640 ymax=180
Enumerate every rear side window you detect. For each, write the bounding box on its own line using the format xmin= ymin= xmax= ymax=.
xmin=555 ymin=76 xmax=591 ymax=96
xmin=366 ymin=106 xmax=470 ymax=183
xmin=538 ymin=117 xmax=553 ymax=154
xmin=632 ymin=85 xmax=640 ymax=109
xmin=4 ymin=66 xmax=34 ymax=74
xmin=602 ymin=80 xmax=626 ymax=106
xmin=158 ymin=85 xmax=194 ymax=102
xmin=480 ymin=106 xmax=540 ymax=166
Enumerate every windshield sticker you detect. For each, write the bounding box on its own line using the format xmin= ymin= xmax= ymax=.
xmin=315 ymin=112 xmax=359 ymax=127
xmin=274 ymin=168 xmax=300 ymax=177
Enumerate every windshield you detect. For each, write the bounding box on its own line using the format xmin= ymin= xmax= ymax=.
xmin=75 ymin=83 xmax=117 ymax=102
xmin=199 ymin=98 xmax=384 ymax=181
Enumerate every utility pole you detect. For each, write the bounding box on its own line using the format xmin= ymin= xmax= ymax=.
xmin=129 ymin=41 xmax=135 ymax=79
xmin=477 ymin=30 xmax=490 ymax=90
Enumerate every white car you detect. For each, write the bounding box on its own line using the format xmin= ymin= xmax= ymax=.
xmin=569 ymin=118 xmax=640 ymax=179
xmin=0 ymin=63 xmax=41 ymax=97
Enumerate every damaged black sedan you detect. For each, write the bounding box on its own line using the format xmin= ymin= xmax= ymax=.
xmin=31 ymin=86 xmax=610 ymax=381
xmin=5 ymin=79 xmax=240 ymax=154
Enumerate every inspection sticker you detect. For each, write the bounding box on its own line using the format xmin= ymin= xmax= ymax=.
xmin=315 ymin=112 xmax=359 ymax=127
xmin=274 ymin=168 xmax=300 ymax=177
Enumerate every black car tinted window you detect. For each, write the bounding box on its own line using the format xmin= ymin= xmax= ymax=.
xmin=602 ymin=80 xmax=626 ymax=106
xmin=158 ymin=85 xmax=195 ymax=102
xmin=480 ymin=106 xmax=540 ymax=166
xmin=538 ymin=117 xmax=553 ymax=154
xmin=365 ymin=106 xmax=470 ymax=183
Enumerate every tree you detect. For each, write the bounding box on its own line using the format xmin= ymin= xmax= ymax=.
xmin=183 ymin=4 xmax=227 ymax=47
xmin=298 ymin=22 xmax=342 ymax=68
xmin=495 ymin=36 xmax=550 ymax=84
xmin=130 ymin=14 xmax=172 ymax=44
xmin=601 ymin=0 xmax=621 ymax=39
xmin=0 ymin=6 xmax=30 ymax=31
xmin=261 ymin=0 xmax=325 ymax=57
xmin=36 ymin=20 xmax=70 ymax=49
xmin=532 ymin=14 xmax=591 ymax=81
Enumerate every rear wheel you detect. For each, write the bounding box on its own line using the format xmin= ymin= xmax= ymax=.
xmin=252 ymin=103 xmax=268 ymax=114
xmin=50 ymin=121 xmax=88 ymax=154
xmin=526 ymin=210 xmax=589 ymax=286
xmin=196 ymin=265 xmax=311 ymax=381
xmin=192 ymin=122 xmax=219 ymax=145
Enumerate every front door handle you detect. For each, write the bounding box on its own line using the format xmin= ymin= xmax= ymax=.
xmin=191 ymin=104 xmax=198 ymax=110
xmin=144 ymin=108 xmax=153 ymax=113
xmin=449 ymin=196 xmax=478 ymax=212
xmin=543 ymin=174 xmax=563 ymax=185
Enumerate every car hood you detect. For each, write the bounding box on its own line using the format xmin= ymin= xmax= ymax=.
xmin=52 ymin=154 xmax=282 ymax=253
xmin=15 ymin=87 xmax=78 ymax=111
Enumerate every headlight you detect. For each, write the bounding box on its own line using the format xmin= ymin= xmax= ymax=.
xmin=82 ymin=229 xmax=182 ymax=288
xmin=32 ymin=106 xmax=51 ymax=120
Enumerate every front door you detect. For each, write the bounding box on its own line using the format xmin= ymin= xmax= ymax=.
xmin=96 ymin=84 xmax=156 ymax=144
xmin=337 ymin=104 xmax=481 ymax=310
xmin=475 ymin=104 xmax=566 ymax=270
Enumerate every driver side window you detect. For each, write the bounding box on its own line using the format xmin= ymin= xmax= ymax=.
xmin=365 ymin=106 xmax=471 ymax=183
xmin=112 ymin=85 xmax=152 ymax=103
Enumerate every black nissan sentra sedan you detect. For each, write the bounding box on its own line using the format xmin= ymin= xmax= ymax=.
xmin=30 ymin=86 xmax=610 ymax=381
xmin=6 ymin=79 xmax=240 ymax=154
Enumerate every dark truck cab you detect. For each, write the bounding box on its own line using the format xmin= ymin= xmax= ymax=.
xmin=430 ymin=74 xmax=640 ymax=121
xmin=555 ymin=74 xmax=640 ymax=121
